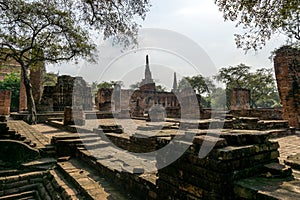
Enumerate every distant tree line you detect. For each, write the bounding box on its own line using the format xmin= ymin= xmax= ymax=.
xmin=178 ymin=64 xmax=280 ymax=109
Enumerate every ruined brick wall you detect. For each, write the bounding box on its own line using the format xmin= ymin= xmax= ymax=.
xmin=97 ymin=88 xmax=113 ymax=112
xmin=274 ymin=46 xmax=300 ymax=128
xmin=0 ymin=90 xmax=11 ymax=115
xmin=40 ymin=75 xmax=93 ymax=111
xmin=98 ymin=86 xmax=181 ymax=118
xmin=230 ymin=108 xmax=283 ymax=120
xmin=230 ymin=88 xmax=251 ymax=110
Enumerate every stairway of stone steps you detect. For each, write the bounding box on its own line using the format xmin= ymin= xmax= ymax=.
xmin=56 ymin=158 xmax=134 ymax=200
xmin=51 ymin=131 xmax=157 ymax=172
xmin=0 ymin=170 xmax=65 ymax=200
xmin=50 ymin=168 xmax=85 ymax=200
xmin=0 ymin=158 xmax=91 ymax=200
xmin=2 ymin=121 xmax=58 ymax=157
xmin=51 ymin=129 xmax=157 ymax=199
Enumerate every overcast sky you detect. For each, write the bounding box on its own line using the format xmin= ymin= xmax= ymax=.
xmin=47 ymin=0 xmax=287 ymax=89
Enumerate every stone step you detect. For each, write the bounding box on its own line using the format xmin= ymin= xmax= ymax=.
xmin=51 ymin=133 xmax=100 ymax=142
xmin=76 ymin=148 xmax=158 ymax=199
xmin=284 ymin=153 xmax=300 ymax=171
xmin=83 ymin=141 xmax=110 ymax=150
xmin=235 ymin=175 xmax=300 ymax=199
xmin=0 ymin=170 xmax=67 ymax=200
xmin=258 ymin=120 xmax=289 ymax=130
xmin=50 ymin=169 xmax=84 ymax=200
xmin=98 ymin=125 xmax=124 ymax=133
xmin=21 ymin=158 xmax=57 ymax=170
xmin=266 ymin=129 xmax=292 ymax=138
xmin=0 ymin=190 xmax=37 ymax=200
xmin=263 ymin=162 xmax=293 ymax=178
xmin=57 ymin=158 xmax=130 ymax=200
xmin=40 ymin=145 xmax=56 ymax=157
xmin=54 ymin=137 xmax=105 ymax=147
xmin=217 ymin=130 xmax=271 ymax=146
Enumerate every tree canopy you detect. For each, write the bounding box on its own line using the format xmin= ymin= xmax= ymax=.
xmin=215 ymin=64 xmax=280 ymax=108
xmin=0 ymin=0 xmax=150 ymax=123
xmin=178 ymin=75 xmax=210 ymax=95
xmin=215 ymin=0 xmax=300 ymax=51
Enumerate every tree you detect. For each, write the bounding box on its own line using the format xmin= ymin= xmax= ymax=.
xmin=215 ymin=0 xmax=300 ymax=51
xmin=155 ymin=85 xmax=166 ymax=92
xmin=215 ymin=64 xmax=280 ymax=108
xmin=0 ymin=0 xmax=149 ymax=124
xmin=129 ymin=82 xmax=140 ymax=90
xmin=43 ymin=72 xmax=57 ymax=87
xmin=178 ymin=75 xmax=216 ymax=108
xmin=210 ymin=87 xmax=227 ymax=109
xmin=178 ymin=75 xmax=210 ymax=95
xmin=0 ymin=73 xmax=20 ymax=111
xmin=97 ymin=81 xmax=115 ymax=89
xmin=214 ymin=64 xmax=251 ymax=89
xmin=129 ymin=81 xmax=166 ymax=91
xmin=96 ymin=81 xmax=124 ymax=90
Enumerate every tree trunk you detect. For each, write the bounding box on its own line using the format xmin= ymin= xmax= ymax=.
xmin=21 ymin=65 xmax=37 ymax=124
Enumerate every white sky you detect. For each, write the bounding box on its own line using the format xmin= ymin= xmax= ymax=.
xmin=47 ymin=0 xmax=287 ymax=89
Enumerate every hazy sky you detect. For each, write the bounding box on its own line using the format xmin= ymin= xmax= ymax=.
xmin=47 ymin=0 xmax=287 ymax=89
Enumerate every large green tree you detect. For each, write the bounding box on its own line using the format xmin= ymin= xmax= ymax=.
xmin=215 ymin=64 xmax=280 ymax=108
xmin=0 ymin=0 xmax=150 ymax=124
xmin=178 ymin=75 xmax=210 ymax=95
xmin=178 ymin=75 xmax=215 ymax=108
xmin=215 ymin=0 xmax=300 ymax=51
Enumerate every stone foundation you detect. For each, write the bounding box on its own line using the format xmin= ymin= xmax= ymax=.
xmin=156 ymin=131 xmax=280 ymax=199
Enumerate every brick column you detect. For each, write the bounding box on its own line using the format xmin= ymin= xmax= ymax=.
xmin=230 ymin=88 xmax=251 ymax=110
xmin=274 ymin=46 xmax=300 ymax=128
xmin=0 ymin=90 xmax=11 ymax=115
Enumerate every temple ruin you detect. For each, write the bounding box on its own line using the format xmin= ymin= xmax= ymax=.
xmin=1 ymin=49 xmax=300 ymax=200
xmin=97 ymin=55 xmax=201 ymax=119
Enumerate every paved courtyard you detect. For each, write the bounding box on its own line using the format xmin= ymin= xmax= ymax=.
xmin=272 ymin=133 xmax=300 ymax=164
xmin=30 ymin=122 xmax=300 ymax=166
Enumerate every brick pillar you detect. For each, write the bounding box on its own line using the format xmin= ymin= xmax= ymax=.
xmin=0 ymin=90 xmax=11 ymax=115
xmin=274 ymin=46 xmax=300 ymax=128
xmin=19 ymin=70 xmax=27 ymax=111
xmin=113 ymin=84 xmax=121 ymax=112
xmin=230 ymin=88 xmax=251 ymax=110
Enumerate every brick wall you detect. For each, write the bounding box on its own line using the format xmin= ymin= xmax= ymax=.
xmin=0 ymin=90 xmax=11 ymax=115
xmin=274 ymin=46 xmax=300 ymax=128
xmin=231 ymin=88 xmax=251 ymax=110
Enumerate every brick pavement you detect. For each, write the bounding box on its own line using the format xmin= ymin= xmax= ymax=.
xmin=272 ymin=132 xmax=300 ymax=164
xmin=6 ymin=120 xmax=49 ymax=149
